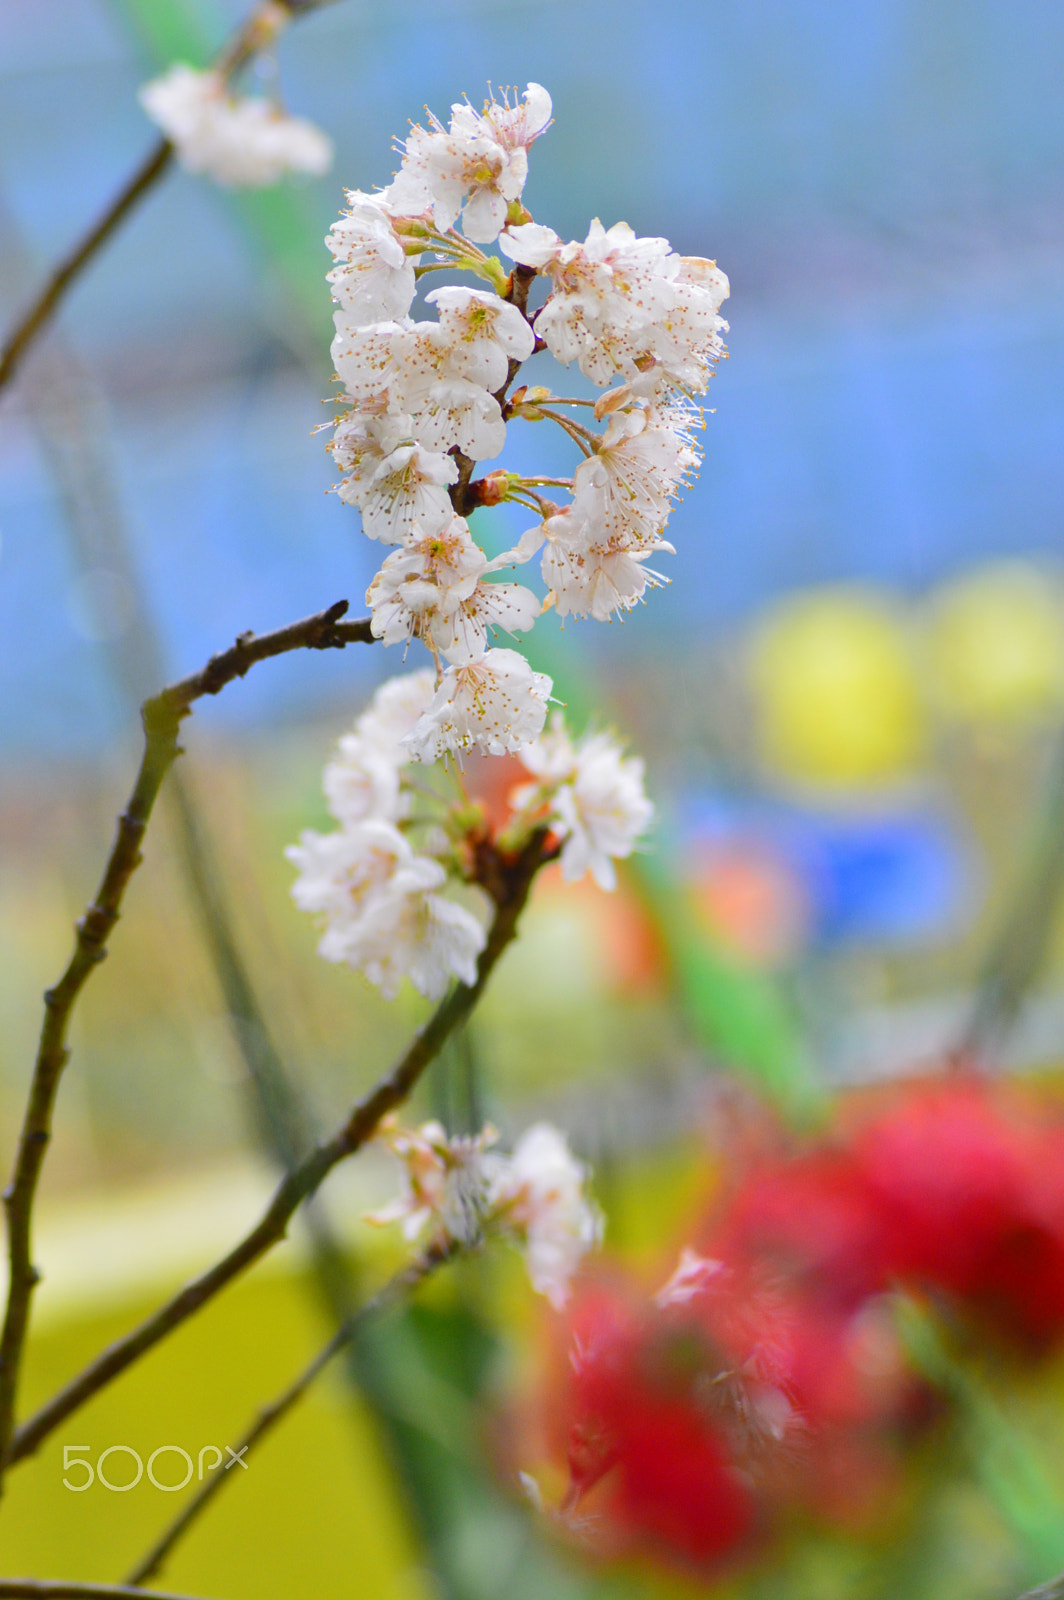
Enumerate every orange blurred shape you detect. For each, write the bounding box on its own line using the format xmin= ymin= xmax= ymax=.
xmin=536 ymin=863 xmax=667 ymax=994
xmin=461 ymin=751 xmax=534 ymax=832
xmin=688 ymin=843 xmax=809 ymax=967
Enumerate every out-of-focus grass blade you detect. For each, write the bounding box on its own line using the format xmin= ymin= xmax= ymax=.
xmin=109 ymin=0 xmax=333 ymax=365
xmin=524 ymin=628 xmax=824 ymax=1123
xmin=898 ymin=1296 xmax=1064 ymax=1579
xmin=633 ymin=854 xmax=824 ymax=1124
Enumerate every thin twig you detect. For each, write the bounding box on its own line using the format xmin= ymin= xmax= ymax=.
xmin=0 ymin=1585 xmax=201 ymax=1600
xmin=0 ymin=141 xmax=174 ymax=393
xmin=0 ymin=601 xmax=373 ymax=1473
xmin=0 ymin=0 xmax=332 ymax=396
xmin=5 ymin=828 xmax=553 ymax=1468
xmin=535 ymin=407 xmax=598 ymax=452
xmin=126 ymin=1238 xmax=455 ymax=1586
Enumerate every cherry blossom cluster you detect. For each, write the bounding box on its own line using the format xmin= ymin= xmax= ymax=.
xmin=511 ymin=714 xmax=653 ymax=891
xmin=323 ymin=81 xmax=728 ymax=761
xmin=285 ymin=671 xmax=488 ymax=1001
xmin=368 ymin=1116 xmax=602 ymax=1309
xmin=139 ymin=64 xmax=332 ymax=187
xmin=287 ymin=673 xmax=652 ymax=999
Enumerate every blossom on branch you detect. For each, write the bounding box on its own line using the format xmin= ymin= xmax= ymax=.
xmin=139 ymin=64 xmax=332 ymax=187
xmin=286 ymin=672 xmax=489 ymax=999
xmin=389 ymin=84 xmax=552 ymax=243
xmin=488 ymin=1123 xmax=603 ymax=1308
xmin=501 ymin=217 xmax=729 ymax=396
xmin=403 ymin=648 xmax=551 ymax=761
xmin=319 ymin=78 xmax=730 ymax=757
xmin=326 ymin=192 xmax=419 ymax=325
xmin=369 ymin=1117 xmax=599 ymax=1303
xmin=368 ymin=1118 xmax=497 ymax=1244
xmin=515 ymin=718 xmax=653 ymax=889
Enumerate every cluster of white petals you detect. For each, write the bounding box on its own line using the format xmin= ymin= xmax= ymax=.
xmin=321 ymin=91 xmax=561 ymax=758
xmin=390 ymin=84 xmax=552 ymax=243
xmin=369 ymin=1117 xmax=601 ymax=1306
xmin=321 ymin=80 xmax=730 ymax=746
xmin=139 ymin=65 xmax=332 ymax=188
xmin=289 ymin=82 xmax=716 ymax=1003
xmin=367 ymin=1118 xmax=497 ymax=1245
xmin=488 ymin=1123 xmax=603 ymax=1308
xmin=487 ymin=212 xmax=727 ymax=620
xmin=286 ymin=672 xmax=488 ymax=999
xmin=515 ymin=716 xmax=653 ymax=890
xmin=502 ymin=218 xmax=729 ymax=396
xmin=403 ymin=648 xmax=551 ymax=762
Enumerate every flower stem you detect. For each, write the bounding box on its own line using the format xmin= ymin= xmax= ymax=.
xmin=3 ymin=829 xmax=554 ymax=1469
xmin=0 ymin=0 xmax=335 ymax=397
xmin=0 ymin=601 xmax=374 ymax=1483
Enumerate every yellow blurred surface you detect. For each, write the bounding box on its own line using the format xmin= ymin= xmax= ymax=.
xmin=3 ymin=1247 xmax=425 ymax=1596
xmin=749 ymin=588 xmax=925 ymax=789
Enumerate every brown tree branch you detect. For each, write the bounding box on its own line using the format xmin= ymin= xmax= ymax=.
xmin=0 ymin=0 xmax=333 ymax=396
xmin=0 ymin=600 xmax=374 ymax=1473
xmin=126 ymin=1238 xmax=455 ymax=1586
xmin=0 ymin=142 xmax=174 ymax=393
xmin=4 ymin=828 xmax=553 ymax=1469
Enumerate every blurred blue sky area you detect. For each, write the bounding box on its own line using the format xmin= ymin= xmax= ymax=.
xmin=1 ymin=0 xmax=1063 ymax=752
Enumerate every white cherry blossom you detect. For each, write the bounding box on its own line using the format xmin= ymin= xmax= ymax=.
xmin=403 ymin=648 xmax=552 ymax=761
xmin=140 ymin=65 xmax=332 ymax=188
xmin=369 ymin=1116 xmax=599 ymax=1304
xmin=552 ymin=731 xmax=653 ymax=890
xmin=469 ymin=82 xmax=552 ymax=159
xmin=389 ymin=85 xmax=549 ymax=242
xmin=286 ymin=818 xmax=422 ymax=923
xmin=571 ymin=403 xmax=700 ymax=549
xmin=487 ymin=1124 xmax=601 ymax=1308
xmin=330 ymin=316 xmax=411 ymax=402
xmin=368 ymin=1120 xmax=498 ymax=1242
xmin=425 ymin=287 xmax=536 ymax=391
xmin=533 ymin=507 xmax=671 ymax=620
xmin=287 ymin=819 xmax=486 ymax=999
xmin=326 ymin=191 xmax=418 ymax=325
xmin=358 ymin=669 xmax=437 ymax=756
xmin=501 ymin=218 xmax=729 ymax=394
xmin=429 ymin=580 xmax=541 ymax=666
xmin=515 ymin=709 xmax=577 ymax=785
xmin=329 ymin=407 xmax=415 ymax=508
xmin=323 ymin=734 xmax=405 ymax=826
xmin=367 ymin=515 xmax=486 ymax=648
xmin=411 ymin=378 xmax=506 ymax=461
xmin=360 ymin=442 xmax=459 ymax=544
xmin=391 ymin=127 xmax=512 ymax=242
xmin=340 ymin=878 xmax=486 ymax=999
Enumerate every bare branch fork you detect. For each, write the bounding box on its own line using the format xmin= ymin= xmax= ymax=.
xmin=126 ymin=1239 xmax=455 ymax=1587
xmin=0 ymin=600 xmax=373 ymax=1472
xmin=5 ymin=823 xmax=553 ymax=1470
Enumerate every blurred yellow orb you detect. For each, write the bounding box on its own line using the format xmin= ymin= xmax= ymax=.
xmin=925 ymin=561 xmax=1064 ymax=726
xmin=750 ymin=587 xmax=925 ymax=788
